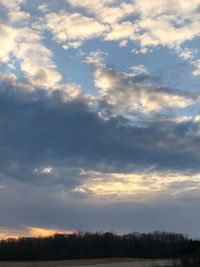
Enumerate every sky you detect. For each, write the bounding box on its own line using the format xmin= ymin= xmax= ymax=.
xmin=1 ymin=0 xmax=200 ymax=239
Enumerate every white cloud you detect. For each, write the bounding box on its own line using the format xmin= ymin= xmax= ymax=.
xmin=57 ymin=83 xmax=83 ymax=100
xmin=14 ymin=27 xmax=62 ymax=88
xmin=0 ymin=0 xmax=29 ymax=22
xmin=67 ymin=0 xmax=113 ymax=12
xmin=38 ymin=3 xmax=50 ymax=13
xmin=130 ymin=65 xmax=148 ymax=75
xmin=0 ymin=1 xmax=66 ymax=89
xmin=46 ymin=12 xmax=108 ymax=47
xmin=138 ymin=15 xmax=200 ymax=49
xmin=192 ymin=60 xmax=200 ymax=76
xmin=93 ymin=65 xmax=194 ymax=114
xmin=67 ymin=0 xmax=200 ymax=60
xmin=178 ymin=48 xmax=197 ymax=60
xmin=131 ymin=0 xmax=200 ymax=67
xmin=73 ymin=169 xmax=200 ymax=200
xmin=0 ymin=0 xmax=25 ymax=8
xmin=67 ymin=0 xmax=136 ymax=43
xmin=34 ymin=167 xmax=54 ymax=174
xmin=0 ymin=24 xmax=17 ymax=63
xmin=0 ymin=21 xmax=62 ymax=89
xmin=67 ymin=0 xmax=134 ymax=24
xmin=1 ymin=0 xmax=200 ymax=94
xmin=105 ymin=21 xmax=137 ymax=42
xmin=134 ymin=0 xmax=200 ymax=19
xmin=84 ymin=50 xmax=106 ymax=66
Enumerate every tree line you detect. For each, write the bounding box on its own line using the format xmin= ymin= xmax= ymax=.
xmin=0 ymin=231 xmax=199 ymax=261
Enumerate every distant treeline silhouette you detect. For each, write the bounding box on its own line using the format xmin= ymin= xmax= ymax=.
xmin=0 ymin=231 xmax=199 ymax=261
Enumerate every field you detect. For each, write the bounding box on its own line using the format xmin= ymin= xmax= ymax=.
xmin=0 ymin=259 xmax=176 ymax=267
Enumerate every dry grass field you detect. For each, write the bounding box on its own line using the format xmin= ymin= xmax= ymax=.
xmin=0 ymin=259 xmax=175 ymax=267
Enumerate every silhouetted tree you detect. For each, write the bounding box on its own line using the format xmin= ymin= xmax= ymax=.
xmin=0 ymin=231 xmax=199 ymax=261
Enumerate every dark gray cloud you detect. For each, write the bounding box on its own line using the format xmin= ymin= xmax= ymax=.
xmin=0 ymin=81 xmax=200 ymax=181
xmin=1 ymin=183 xmax=200 ymax=238
xmin=1 ymin=80 xmax=200 ymax=236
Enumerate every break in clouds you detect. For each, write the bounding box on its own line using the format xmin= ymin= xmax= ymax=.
xmin=1 ymin=0 xmax=200 ymax=238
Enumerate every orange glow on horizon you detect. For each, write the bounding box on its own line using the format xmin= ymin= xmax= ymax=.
xmin=0 ymin=227 xmax=75 ymax=240
xmin=29 ymin=227 xmax=74 ymax=237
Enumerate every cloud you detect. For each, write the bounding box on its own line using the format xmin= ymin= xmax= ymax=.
xmin=192 ymin=60 xmax=200 ymax=76
xmin=15 ymin=27 xmax=62 ymax=88
xmin=0 ymin=78 xmax=200 ymax=235
xmin=65 ymin=0 xmax=200 ymax=80
xmin=46 ymin=11 xmax=108 ymax=48
xmin=137 ymin=15 xmax=200 ymax=49
xmin=1 ymin=177 xmax=200 ymax=237
xmin=1 ymin=0 xmax=199 ymax=92
xmin=0 ymin=78 xmax=200 ymax=184
xmin=73 ymin=169 xmax=200 ymax=201
xmin=66 ymin=0 xmax=200 ymax=53
xmin=83 ymin=50 xmax=107 ymax=67
xmin=67 ymin=0 xmax=134 ymax=24
xmin=0 ymin=0 xmax=29 ymax=22
xmin=0 ymin=2 xmax=63 ymax=89
xmin=38 ymin=3 xmax=50 ymax=13
xmin=92 ymin=64 xmax=196 ymax=114
xmin=0 ymin=24 xmax=62 ymax=88
xmin=134 ymin=0 xmax=200 ymax=18
xmin=67 ymin=0 xmax=137 ymax=44
xmin=104 ymin=21 xmax=137 ymax=42
xmin=133 ymin=0 xmax=200 ymax=50
xmin=0 ymin=0 xmax=25 ymax=9
xmin=45 ymin=1 xmax=137 ymax=47
xmin=0 ymin=24 xmax=17 ymax=63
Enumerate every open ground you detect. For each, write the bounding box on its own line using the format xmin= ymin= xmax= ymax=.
xmin=0 ymin=259 xmax=176 ymax=267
